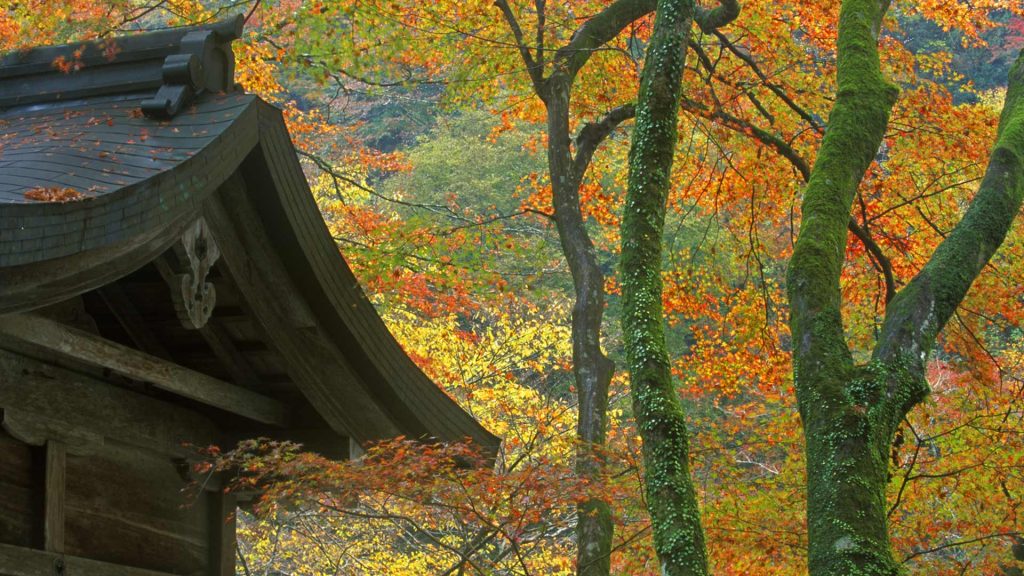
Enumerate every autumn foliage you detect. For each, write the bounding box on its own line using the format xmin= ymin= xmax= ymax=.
xmin=13 ymin=0 xmax=1024 ymax=573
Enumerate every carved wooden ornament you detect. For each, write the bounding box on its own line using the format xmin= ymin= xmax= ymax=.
xmin=174 ymin=218 xmax=220 ymax=329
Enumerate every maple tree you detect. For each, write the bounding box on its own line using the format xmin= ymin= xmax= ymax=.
xmin=204 ymin=438 xmax=592 ymax=575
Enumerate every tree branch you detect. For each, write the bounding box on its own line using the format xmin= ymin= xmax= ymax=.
xmin=694 ymin=0 xmax=741 ymax=33
xmin=847 ymin=218 xmax=896 ymax=303
xmin=681 ymin=41 xmax=898 ymax=303
xmin=494 ymin=0 xmax=545 ymax=93
xmin=553 ymin=0 xmax=657 ymax=80
xmin=680 ymin=95 xmax=896 ymax=302
xmin=712 ymin=30 xmax=824 ymax=133
xmin=874 ymin=52 xmax=1024 ymax=382
xmin=786 ymin=0 xmax=898 ymax=365
xmin=535 ymin=0 xmax=545 ymax=68
xmin=901 ymin=531 xmax=1021 ymax=564
xmin=572 ymin=103 xmax=637 ymax=180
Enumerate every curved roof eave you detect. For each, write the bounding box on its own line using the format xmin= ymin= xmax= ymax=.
xmin=0 ymin=92 xmax=500 ymax=455
xmin=0 ymin=93 xmax=261 ymax=311
xmin=241 ymin=100 xmax=500 ymax=453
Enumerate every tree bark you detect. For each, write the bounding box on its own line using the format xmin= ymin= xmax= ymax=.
xmin=786 ymin=0 xmax=1024 ymax=569
xmin=619 ymin=0 xmax=709 ymax=574
xmin=785 ymin=0 xmax=900 ymax=572
xmin=544 ymin=71 xmax=618 ymax=576
xmin=517 ymin=3 xmax=658 ymax=573
xmin=498 ymin=1 xmax=736 ymax=572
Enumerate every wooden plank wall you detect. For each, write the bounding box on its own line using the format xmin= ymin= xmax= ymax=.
xmin=0 ymin=345 xmax=229 ymax=575
xmin=0 ymin=429 xmax=40 ymax=550
xmin=65 ymin=444 xmax=207 ymax=574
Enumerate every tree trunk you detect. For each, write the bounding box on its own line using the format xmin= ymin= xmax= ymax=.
xmin=545 ymin=73 xmax=617 ymax=576
xmin=798 ymin=366 xmax=912 ymax=574
xmin=620 ymin=0 xmax=709 ymax=574
xmin=785 ymin=0 xmax=898 ymax=570
xmin=518 ymin=2 xmax=734 ymax=571
xmin=787 ymin=0 xmax=1024 ymax=571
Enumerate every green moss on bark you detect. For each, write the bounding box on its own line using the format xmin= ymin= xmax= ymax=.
xmin=875 ymin=52 xmax=1024 ymax=377
xmin=786 ymin=0 xmax=903 ymax=573
xmin=789 ymin=7 xmax=1024 ymax=576
xmin=620 ymin=0 xmax=709 ymax=574
xmin=802 ymin=361 xmax=923 ymax=575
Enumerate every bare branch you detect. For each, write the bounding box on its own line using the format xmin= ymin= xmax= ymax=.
xmin=535 ymin=0 xmax=546 ymax=68
xmin=572 ymin=103 xmax=637 ymax=180
xmin=494 ymin=0 xmax=545 ymax=93
xmin=695 ymin=0 xmax=741 ymax=33
xmin=712 ymin=30 xmax=824 ymax=133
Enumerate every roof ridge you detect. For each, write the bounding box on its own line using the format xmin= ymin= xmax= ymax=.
xmin=0 ymin=15 xmax=245 ymax=117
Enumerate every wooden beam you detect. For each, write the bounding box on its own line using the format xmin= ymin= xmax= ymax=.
xmin=0 ymin=314 xmax=289 ymax=427
xmin=0 ymin=542 xmax=180 ymax=576
xmin=349 ymin=438 xmax=365 ymax=459
xmin=0 ymin=349 xmax=218 ymax=457
xmin=104 ymin=274 xmax=265 ymax=389
xmin=203 ymin=176 xmax=399 ymax=442
xmin=1 ymin=409 xmax=104 ymax=452
xmin=44 ymin=440 xmax=65 ymax=554
xmin=198 ymin=322 xmax=265 ymax=390
xmin=154 ymin=252 xmax=267 ymax=388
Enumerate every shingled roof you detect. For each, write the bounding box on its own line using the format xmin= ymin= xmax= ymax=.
xmin=0 ymin=17 xmax=499 ymax=453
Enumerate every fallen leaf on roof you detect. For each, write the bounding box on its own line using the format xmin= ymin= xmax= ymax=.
xmin=23 ymin=187 xmax=86 ymax=202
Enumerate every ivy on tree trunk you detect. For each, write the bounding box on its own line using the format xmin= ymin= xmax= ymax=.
xmin=617 ymin=0 xmax=740 ymax=571
xmin=620 ymin=0 xmax=707 ymax=573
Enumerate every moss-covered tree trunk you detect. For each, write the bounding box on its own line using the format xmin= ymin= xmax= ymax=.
xmin=785 ymin=0 xmax=901 ymax=571
xmin=619 ymin=0 xmax=709 ymax=573
xmin=499 ymin=1 xmax=735 ymax=572
xmin=787 ymin=0 xmax=1024 ymax=567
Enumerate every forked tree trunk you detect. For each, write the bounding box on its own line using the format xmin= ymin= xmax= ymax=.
xmin=787 ymin=0 xmax=1024 ymax=569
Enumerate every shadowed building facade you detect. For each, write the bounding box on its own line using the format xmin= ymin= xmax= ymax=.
xmin=0 ymin=17 xmax=497 ymax=576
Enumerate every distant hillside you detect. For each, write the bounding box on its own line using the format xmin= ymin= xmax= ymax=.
xmin=898 ymin=10 xmax=1023 ymax=100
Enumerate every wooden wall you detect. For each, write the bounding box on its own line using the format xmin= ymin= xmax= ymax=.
xmin=0 ymin=429 xmax=41 ymax=550
xmin=65 ymin=444 xmax=207 ymax=574
xmin=0 ymin=345 xmax=227 ymax=576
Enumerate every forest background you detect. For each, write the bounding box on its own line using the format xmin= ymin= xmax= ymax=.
xmin=4 ymin=0 xmax=1024 ymax=573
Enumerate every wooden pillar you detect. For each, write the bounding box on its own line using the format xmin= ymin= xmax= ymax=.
xmin=349 ymin=437 xmax=364 ymax=459
xmin=43 ymin=440 xmax=65 ymax=554
xmin=207 ymin=490 xmax=236 ymax=576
